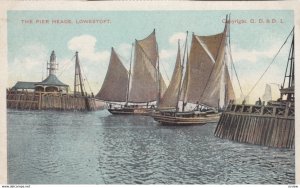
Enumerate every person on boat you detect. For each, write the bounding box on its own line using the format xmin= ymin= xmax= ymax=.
xmin=256 ymin=97 xmax=262 ymax=105
xmin=182 ymin=102 xmax=187 ymax=111
xmin=195 ymin=101 xmax=200 ymax=111
xmin=242 ymin=99 xmax=246 ymax=105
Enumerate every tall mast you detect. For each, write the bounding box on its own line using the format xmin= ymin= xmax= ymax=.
xmin=220 ymin=15 xmax=229 ymax=109
xmin=175 ymin=40 xmax=182 ymax=112
xmin=74 ymin=51 xmax=85 ymax=97
xmin=184 ymin=39 xmax=190 ymax=111
xmin=179 ymin=31 xmax=189 ymax=112
xmin=155 ymin=29 xmax=161 ymax=107
xmin=126 ymin=43 xmax=134 ymax=105
xmin=283 ymin=34 xmax=294 ymax=89
xmin=288 ymin=35 xmax=295 ymax=88
xmin=225 ymin=14 xmax=231 ymax=107
xmin=281 ymin=30 xmax=294 ymax=101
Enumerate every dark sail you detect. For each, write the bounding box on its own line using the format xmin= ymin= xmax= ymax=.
xmin=96 ymin=48 xmax=129 ymax=102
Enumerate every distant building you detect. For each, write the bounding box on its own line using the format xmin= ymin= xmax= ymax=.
xmin=11 ymin=50 xmax=69 ymax=93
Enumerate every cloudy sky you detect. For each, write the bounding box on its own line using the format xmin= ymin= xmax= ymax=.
xmin=7 ymin=10 xmax=294 ymax=103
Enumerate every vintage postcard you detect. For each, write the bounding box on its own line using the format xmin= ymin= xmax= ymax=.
xmin=0 ymin=1 xmax=299 ymax=185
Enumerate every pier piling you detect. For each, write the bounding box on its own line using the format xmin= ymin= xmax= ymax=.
xmin=214 ymin=103 xmax=294 ymax=149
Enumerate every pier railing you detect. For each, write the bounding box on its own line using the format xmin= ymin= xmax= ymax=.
xmin=225 ymin=102 xmax=294 ymax=119
xmin=214 ymin=101 xmax=294 ymax=149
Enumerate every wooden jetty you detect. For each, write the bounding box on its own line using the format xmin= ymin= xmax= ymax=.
xmin=214 ymin=102 xmax=294 ymax=149
xmin=6 ymin=90 xmax=104 ymax=111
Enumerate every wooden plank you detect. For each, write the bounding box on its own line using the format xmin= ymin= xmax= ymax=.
xmin=233 ymin=115 xmax=242 ymax=141
xmin=284 ymin=120 xmax=291 ymax=148
xmin=247 ymin=117 xmax=255 ymax=144
xmin=241 ymin=116 xmax=250 ymax=143
xmin=256 ymin=117 xmax=264 ymax=145
xmin=237 ymin=116 xmax=245 ymax=142
xmin=217 ymin=113 xmax=229 ymax=137
xmin=269 ymin=118 xmax=277 ymax=147
xmin=280 ymin=119 xmax=288 ymax=148
xmin=266 ymin=117 xmax=274 ymax=147
xmin=274 ymin=118 xmax=282 ymax=148
xmin=261 ymin=117 xmax=270 ymax=146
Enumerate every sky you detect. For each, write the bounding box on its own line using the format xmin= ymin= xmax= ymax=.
xmin=7 ymin=10 xmax=294 ymax=103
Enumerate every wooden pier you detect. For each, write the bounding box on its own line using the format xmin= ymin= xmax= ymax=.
xmin=214 ymin=102 xmax=294 ymax=149
xmin=7 ymin=90 xmax=104 ymax=111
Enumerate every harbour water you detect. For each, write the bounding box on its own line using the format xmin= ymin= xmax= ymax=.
xmin=8 ymin=110 xmax=295 ymax=184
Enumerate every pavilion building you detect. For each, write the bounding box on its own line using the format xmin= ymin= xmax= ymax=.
xmin=11 ymin=50 xmax=69 ymax=93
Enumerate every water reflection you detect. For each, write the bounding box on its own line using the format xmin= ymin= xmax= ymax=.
xmin=8 ymin=110 xmax=295 ymax=184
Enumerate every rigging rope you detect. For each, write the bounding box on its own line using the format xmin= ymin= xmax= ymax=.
xmin=160 ymin=62 xmax=170 ymax=82
xmin=228 ymin=35 xmax=244 ymax=97
xmin=57 ymin=55 xmax=75 ymax=77
xmin=58 ymin=54 xmax=92 ymax=95
xmin=81 ymin=67 xmax=93 ymax=94
xmin=245 ymin=27 xmax=294 ymax=98
xmin=227 ymin=13 xmax=244 ymax=98
xmin=117 ymin=52 xmax=131 ymax=69
xmin=163 ymin=40 xmax=187 ymax=84
xmin=199 ymin=30 xmax=226 ymax=100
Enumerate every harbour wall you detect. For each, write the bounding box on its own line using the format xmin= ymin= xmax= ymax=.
xmin=7 ymin=91 xmax=105 ymax=111
xmin=214 ymin=103 xmax=294 ymax=149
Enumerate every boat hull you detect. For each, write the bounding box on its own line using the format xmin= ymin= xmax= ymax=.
xmin=108 ymin=107 xmax=154 ymax=115
xmin=152 ymin=112 xmax=220 ymax=125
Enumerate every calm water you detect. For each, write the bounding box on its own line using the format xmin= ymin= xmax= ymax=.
xmin=8 ymin=110 xmax=295 ymax=184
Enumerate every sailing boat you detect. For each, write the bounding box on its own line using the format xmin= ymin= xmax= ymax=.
xmin=96 ymin=30 xmax=167 ymax=115
xmin=152 ymin=16 xmax=235 ymax=125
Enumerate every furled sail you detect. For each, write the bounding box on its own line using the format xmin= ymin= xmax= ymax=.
xmin=128 ymin=30 xmax=167 ymax=103
xmin=159 ymin=44 xmax=182 ymax=108
xmin=96 ymin=48 xmax=129 ymax=102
